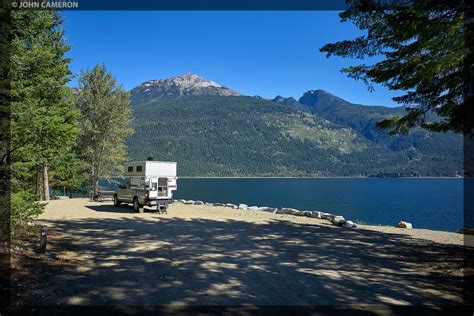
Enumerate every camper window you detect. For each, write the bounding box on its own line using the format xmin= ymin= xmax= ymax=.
xmin=127 ymin=166 xmax=133 ymax=172
xmin=136 ymin=166 xmax=143 ymax=172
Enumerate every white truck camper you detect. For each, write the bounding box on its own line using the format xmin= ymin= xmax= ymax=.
xmin=114 ymin=160 xmax=177 ymax=213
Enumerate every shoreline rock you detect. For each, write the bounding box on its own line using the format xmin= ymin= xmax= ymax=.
xmin=321 ymin=213 xmax=334 ymax=220
xmin=343 ymin=220 xmax=357 ymax=228
xmin=258 ymin=207 xmax=274 ymax=212
xmin=281 ymin=208 xmax=299 ymax=215
xmin=331 ymin=216 xmax=346 ymax=226
xmin=396 ymin=221 xmax=413 ymax=229
xmin=177 ymin=198 xmax=357 ymax=229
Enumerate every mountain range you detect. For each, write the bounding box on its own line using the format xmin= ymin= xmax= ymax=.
xmin=125 ymin=73 xmax=462 ymax=177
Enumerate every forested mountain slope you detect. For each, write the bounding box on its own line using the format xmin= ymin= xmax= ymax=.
xmin=126 ymin=93 xmax=462 ymax=177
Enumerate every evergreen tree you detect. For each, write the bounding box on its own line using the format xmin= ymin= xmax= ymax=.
xmin=49 ymin=151 xmax=87 ymax=198
xmin=75 ymin=64 xmax=134 ymax=197
xmin=1 ymin=9 xmax=78 ymax=238
xmin=9 ymin=10 xmax=78 ymax=203
xmin=320 ymin=0 xmax=472 ymax=134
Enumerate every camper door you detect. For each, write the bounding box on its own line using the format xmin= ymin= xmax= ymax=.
xmin=148 ymin=177 xmax=169 ymax=199
xmin=158 ymin=178 xmax=168 ymax=198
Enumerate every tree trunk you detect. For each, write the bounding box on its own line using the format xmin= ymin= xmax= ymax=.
xmin=90 ymin=177 xmax=99 ymax=200
xmin=35 ymin=164 xmax=43 ymax=199
xmin=42 ymin=163 xmax=49 ymax=201
xmin=36 ymin=163 xmax=50 ymax=201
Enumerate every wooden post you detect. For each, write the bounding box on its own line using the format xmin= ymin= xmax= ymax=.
xmin=39 ymin=226 xmax=47 ymax=253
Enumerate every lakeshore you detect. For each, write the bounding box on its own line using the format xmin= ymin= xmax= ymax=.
xmin=9 ymin=198 xmax=470 ymax=307
xmin=95 ymin=178 xmax=463 ymax=232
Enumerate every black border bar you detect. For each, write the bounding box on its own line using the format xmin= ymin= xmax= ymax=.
xmin=10 ymin=0 xmax=349 ymax=11
xmin=0 ymin=0 xmax=12 ymax=310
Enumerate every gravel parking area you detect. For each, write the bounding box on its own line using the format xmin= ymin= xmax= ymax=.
xmin=11 ymin=198 xmax=468 ymax=307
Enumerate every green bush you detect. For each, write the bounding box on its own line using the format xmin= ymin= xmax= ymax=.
xmin=9 ymin=190 xmax=45 ymax=239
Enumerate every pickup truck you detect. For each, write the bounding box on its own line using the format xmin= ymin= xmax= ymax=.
xmin=114 ymin=177 xmax=175 ymax=213
xmin=113 ymin=160 xmax=178 ymax=213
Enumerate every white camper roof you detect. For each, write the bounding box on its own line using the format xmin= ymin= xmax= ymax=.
xmin=124 ymin=160 xmax=177 ymax=177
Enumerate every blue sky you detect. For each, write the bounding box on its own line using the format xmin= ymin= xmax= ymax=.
xmin=62 ymin=11 xmax=400 ymax=106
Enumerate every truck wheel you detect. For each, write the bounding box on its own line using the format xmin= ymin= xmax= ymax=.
xmin=113 ymin=194 xmax=121 ymax=207
xmin=133 ymin=197 xmax=144 ymax=213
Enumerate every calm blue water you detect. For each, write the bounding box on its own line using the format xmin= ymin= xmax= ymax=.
xmin=94 ymin=178 xmax=463 ymax=232
xmin=172 ymin=178 xmax=463 ymax=232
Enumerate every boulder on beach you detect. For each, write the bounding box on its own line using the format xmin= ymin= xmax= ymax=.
xmin=213 ymin=203 xmax=225 ymax=207
xmin=395 ymin=221 xmax=413 ymax=229
xmin=225 ymin=203 xmax=238 ymax=209
xmin=310 ymin=211 xmax=322 ymax=219
xmin=273 ymin=209 xmax=286 ymax=214
xmin=258 ymin=207 xmax=274 ymax=212
xmin=331 ymin=216 xmax=346 ymax=226
xmin=320 ymin=213 xmax=333 ymax=220
xmin=184 ymin=200 xmax=195 ymax=205
xmin=294 ymin=210 xmax=304 ymax=216
xmin=194 ymin=201 xmax=205 ymax=205
xmin=303 ymin=211 xmax=313 ymax=217
xmin=343 ymin=220 xmax=357 ymax=228
xmin=248 ymin=206 xmax=259 ymax=211
xmin=177 ymin=199 xmax=186 ymax=203
xmin=238 ymin=204 xmax=248 ymax=210
xmin=281 ymin=208 xmax=299 ymax=215
xmin=205 ymin=202 xmax=213 ymax=206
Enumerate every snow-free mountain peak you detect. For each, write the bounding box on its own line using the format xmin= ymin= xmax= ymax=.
xmin=298 ymin=89 xmax=348 ymax=107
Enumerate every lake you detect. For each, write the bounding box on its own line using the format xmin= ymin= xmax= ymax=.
xmin=96 ymin=178 xmax=463 ymax=232
xmin=173 ymin=178 xmax=463 ymax=232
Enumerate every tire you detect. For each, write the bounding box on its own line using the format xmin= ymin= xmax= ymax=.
xmin=133 ymin=197 xmax=144 ymax=213
xmin=113 ymin=194 xmax=121 ymax=207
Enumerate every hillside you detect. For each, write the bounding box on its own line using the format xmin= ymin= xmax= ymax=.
xmin=298 ymin=90 xmax=461 ymax=158
xmin=126 ymin=94 xmax=462 ymax=177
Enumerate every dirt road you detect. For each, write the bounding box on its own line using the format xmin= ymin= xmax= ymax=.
xmin=14 ymin=198 xmax=468 ymax=306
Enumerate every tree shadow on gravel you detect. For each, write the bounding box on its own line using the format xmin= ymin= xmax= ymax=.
xmin=18 ymin=211 xmax=472 ymax=310
xmin=85 ymin=204 xmax=165 ymax=214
